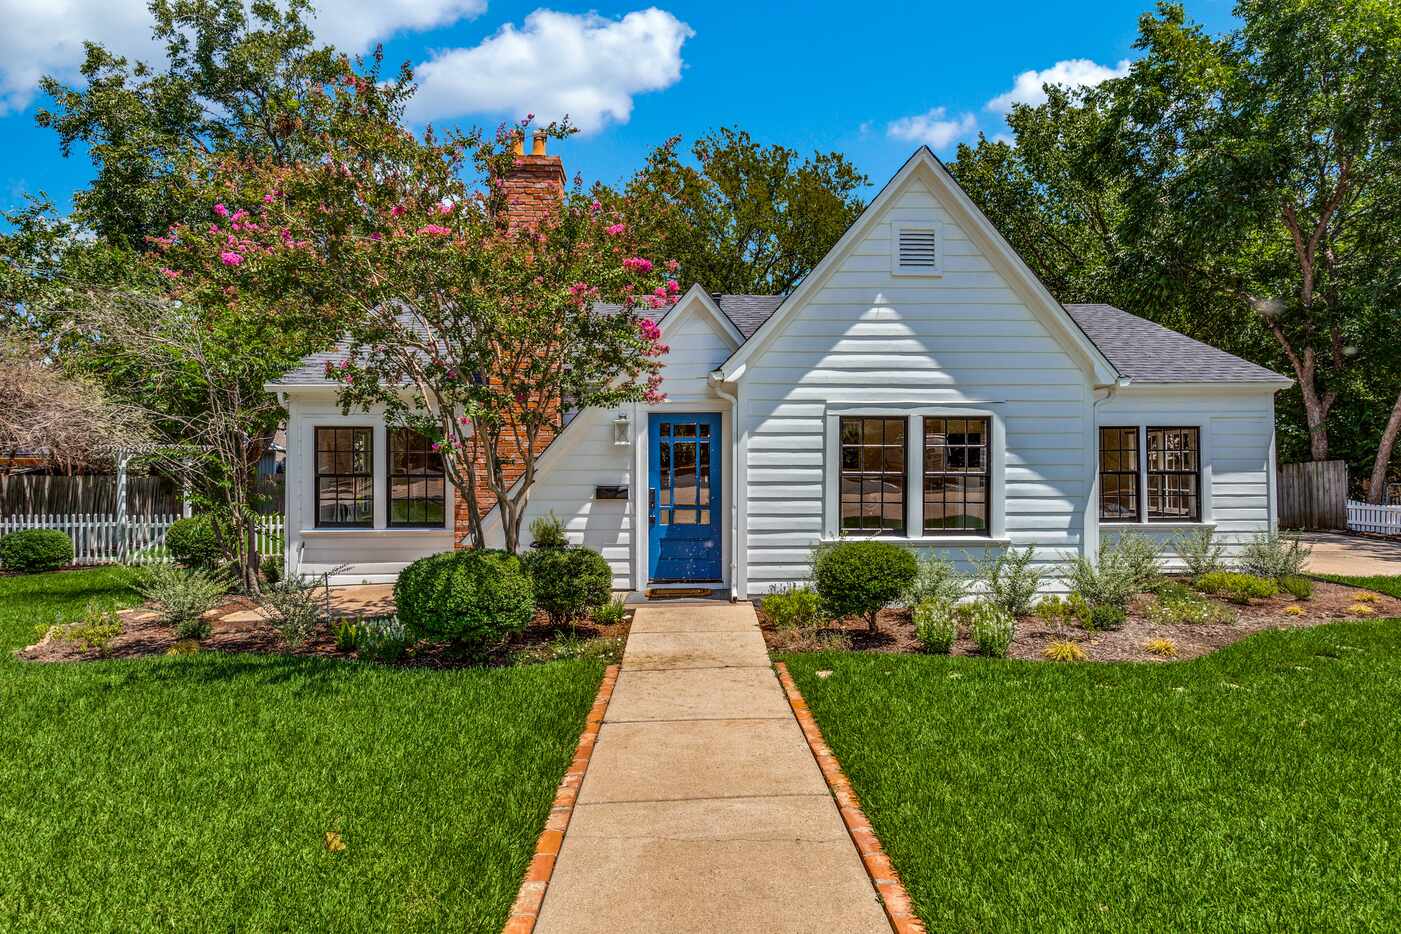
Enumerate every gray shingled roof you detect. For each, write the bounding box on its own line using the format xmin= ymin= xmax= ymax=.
xmin=1065 ymin=303 xmax=1289 ymax=384
xmin=270 ymin=294 xmax=1286 ymax=387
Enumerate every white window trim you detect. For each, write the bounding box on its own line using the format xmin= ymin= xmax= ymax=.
xmin=822 ymin=404 xmax=1006 ymax=543
xmin=890 ymin=222 xmax=943 ymax=277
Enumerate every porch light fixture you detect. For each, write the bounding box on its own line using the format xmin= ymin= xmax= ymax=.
xmin=612 ymin=413 xmax=631 ymax=446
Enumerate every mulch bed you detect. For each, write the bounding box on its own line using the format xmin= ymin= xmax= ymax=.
xmin=17 ymin=598 xmax=632 ymax=668
xmin=760 ymin=578 xmax=1401 ymax=663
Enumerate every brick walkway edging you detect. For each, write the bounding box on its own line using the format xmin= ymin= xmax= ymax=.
xmin=774 ymin=662 xmax=928 ymax=934
xmin=502 ymin=664 xmax=619 ymax=934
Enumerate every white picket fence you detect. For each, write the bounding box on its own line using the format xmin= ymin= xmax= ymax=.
xmin=0 ymin=513 xmax=285 ymax=566
xmin=1346 ymin=500 xmax=1401 ymax=536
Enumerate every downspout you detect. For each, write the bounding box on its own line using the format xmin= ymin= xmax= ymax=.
xmin=710 ymin=371 xmax=741 ymax=602
xmin=1088 ymin=376 xmax=1131 ymax=563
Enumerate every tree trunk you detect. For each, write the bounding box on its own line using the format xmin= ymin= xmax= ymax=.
xmin=1366 ymin=388 xmax=1401 ymax=504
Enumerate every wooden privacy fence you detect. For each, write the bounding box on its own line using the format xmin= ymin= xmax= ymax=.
xmin=1277 ymin=460 xmax=1347 ymax=530
xmin=0 ymin=513 xmax=285 ymax=566
xmin=0 ymin=474 xmax=182 ymax=516
xmin=1347 ymin=501 xmax=1401 ymax=536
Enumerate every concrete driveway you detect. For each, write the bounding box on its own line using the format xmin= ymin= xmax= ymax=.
xmin=1302 ymin=532 xmax=1401 ymax=576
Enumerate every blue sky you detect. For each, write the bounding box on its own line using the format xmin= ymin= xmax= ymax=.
xmin=0 ymin=0 xmax=1238 ymax=217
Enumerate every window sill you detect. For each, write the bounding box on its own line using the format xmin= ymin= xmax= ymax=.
xmin=1101 ymin=521 xmax=1215 ymax=530
xmin=821 ymin=535 xmax=1012 ymax=547
xmin=302 ymin=527 xmax=451 ymax=537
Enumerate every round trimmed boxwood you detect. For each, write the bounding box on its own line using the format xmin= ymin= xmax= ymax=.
xmin=523 ymin=545 xmax=613 ymax=625
xmin=165 ymin=515 xmax=223 ymax=570
xmin=0 ymin=528 xmax=74 ymax=573
xmin=813 ymin=540 xmax=918 ymax=631
xmin=394 ymin=549 xmax=535 ymax=648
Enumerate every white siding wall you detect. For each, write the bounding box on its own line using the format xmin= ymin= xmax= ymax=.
xmin=1097 ymin=389 xmax=1277 ymax=568
xmin=740 ymin=181 xmax=1092 ymax=595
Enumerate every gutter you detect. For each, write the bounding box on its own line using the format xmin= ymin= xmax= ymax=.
xmin=709 ymin=370 xmax=742 ymax=603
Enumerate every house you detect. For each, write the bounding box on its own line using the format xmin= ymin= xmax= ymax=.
xmin=267 ymin=146 xmax=1291 ymax=594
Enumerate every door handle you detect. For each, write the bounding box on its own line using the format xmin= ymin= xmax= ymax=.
xmin=649 ymin=488 xmax=656 ymax=525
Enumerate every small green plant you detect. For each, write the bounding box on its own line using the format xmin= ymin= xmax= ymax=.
xmin=353 ymin=616 xmax=412 ymax=662
xmin=528 ymin=512 xmax=569 ymax=549
xmin=969 ymin=601 xmax=1015 ymax=658
xmin=1042 ymin=639 xmax=1086 ymax=662
xmin=138 ymin=564 xmax=227 ymax=640
xmin=591 ymin=596 xmax=628 ymax=626
xmin=164 ymin=515 xmax=224 ymax=570
xmin=261 ymin=573 xmax=332 ymax=648
xmin=913 ymin=598 xmax=958 ymax=654
xmin=763 ymin=584 xmax=823 ymax=629
xmin=50 ymin=602 xmax=123 ymax=656
xmin=813 ymin=540 xmax=918 ymax=631
xmin=523 ymin=545 xmax=613 ymax=625
xmin=1171 ymin=527 xmax=1229 ymax=578
xmin=971 ymin=545 xmax=1044 ymax=617
xmin=165 ymin=639 xmax=200 ymax=656
xmin=1147 ymin=589 xmax=1234 ymax=626
xmin=333 ymin=619 xmax=359 ymax=653
xmin=1033 ymin=595 xmax=1075 ymax=626
xmin=1145 ymin=637 xmax=1177 ymax=657
xmin=1346 ymin=602 xmax=1374 ymax=616
xmin=1085 ymin=603 xmax=1127 ymax=631
xmin=1104 ymin=532 xmax=1164 ymax=591
xmin=1195 ymin=571 xmax=1278 ymax=603
xmin=1239 ymin=532 xmax=1311 ymax=581
xmin=542 ymin=632 xmax=625 ymax=664
xmin=0 ymin=528 xmax=74 ymax=573
xmin=1283 ymin=604 xmax=1305 ymax=617
xmin=1280 ymin=575 xmax=1314 ymax=600
xmin=902 ymin=554 xmax=966 ymax=608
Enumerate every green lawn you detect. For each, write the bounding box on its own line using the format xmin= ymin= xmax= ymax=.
xmin=1316 ymin=573 xmax=1401 ymax=599
xmin=785 ymin=618 xmax=1401 ymax=932
xmin=0 ymin=568 xmax=602 ymax=932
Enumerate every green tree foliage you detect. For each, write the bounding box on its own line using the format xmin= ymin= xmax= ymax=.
xmin=605 ymin=127 xmax=868 ymax=294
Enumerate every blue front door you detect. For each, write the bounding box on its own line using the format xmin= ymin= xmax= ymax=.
xmin=648 ymin=413 xmax=722 ymax=582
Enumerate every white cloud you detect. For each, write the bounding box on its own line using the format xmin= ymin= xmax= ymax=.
xmin=985 ymin=58 xmax=1130 ymax=114
xmin=0 ymin=0 xmax=487 ymax=114
xmin=885 ymin=107 xmax=978 ymax=150
xmin=407 ymin=9 xmax=692 ymax=133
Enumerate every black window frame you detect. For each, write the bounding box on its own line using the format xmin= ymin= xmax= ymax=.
xmin=1146 ymin=426 xmax=1201 ymax=522
xmin=314 ymin=426 xmax=374 ymax=528
xmin=1098 ymin=426 xmax=1142 ymax=523
xmin=921 ymin=416 xmax=991 ymax=536
xmin=387 ymin=428 xmax=447 ymax=529
xmin=838 ymin=416 xmax=907 ymax=536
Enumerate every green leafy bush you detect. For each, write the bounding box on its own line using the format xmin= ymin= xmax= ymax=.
xmin=354 ymin=616 xmax=411 ymax=662
xmin=1171 ymin=527 xmax=1229 ymax=577
xmin=913 ymin=598 xmax=958 ymax=654
xmin=50 ymin=602 xmax=123 ymax=656
xmin=902 ymin=554 xmax=966 ymax=608
xmin=138 ymin=564 xmax=227 ymax=640
xmin=1067 ymin=555 xmax=1138 ymax=613
xmin=1281 ymin=575 xmax=1314 ymax=600
xmin=0 ymin=528 xmax=74 ymax=573
xmin=1104 ymin=532 xmax=1164 ymax=591
xmin=1239 ymin=532 xmax=1311 ymax=581
xmin=972 ymin=546 xmax=1043 ymax=617
xmin=813 ymin=540 xmax=918 ymax=631
xmin=763 ymin=584 xmax=823 ymax=629
xmin=333 ymin=619 xmax=359 ymax=652
xmin=1195 ymin=571 xmax=1278 ymax=604
xmin=523 ymin=546 xmax=613 ymax=625
xmin=591 ymin=596 xmax=629 ymax=626
xmin=260 ymin=573 xmax=330 ymax=648
xmin=969 ymin=602 xmax=1015 ymax=657
xmin=528 ymin=512 xmax=569 ymax=549
xmin=1146 ymin=590 xmax=1234 ymax=626
xmin=394 ymin=549 xmax=535 ymax=647
xmin=165 ymin=516 xmax=223 ymax=570
xmin=1034 ymin=595 xmax=1075 ymax=625
xmin=1085 ymin=603 xmax=1127 ymax=631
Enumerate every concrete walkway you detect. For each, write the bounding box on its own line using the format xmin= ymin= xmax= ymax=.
xmin=534 ymin=603 xmax=889 ymax=934
xmin=1302 ymin=532 xmax=1401 ymax=576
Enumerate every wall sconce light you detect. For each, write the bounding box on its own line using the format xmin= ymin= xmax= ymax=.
xmin=612 ymin=413 xmax=631 ymax=446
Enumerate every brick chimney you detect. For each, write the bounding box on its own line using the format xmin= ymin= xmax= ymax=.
xmin=455 ymin=129 xmax=567 ymax=548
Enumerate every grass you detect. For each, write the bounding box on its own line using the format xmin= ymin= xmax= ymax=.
xmin=1315 ymin=573 xmax=1401 ymax=599
xmin=785 ymin=619 xmax=1401 ymax=932
xmin=0 ymin=568 xmax=603 ymax=932
xmin=0 ymin=565 xmax=142 ymax=652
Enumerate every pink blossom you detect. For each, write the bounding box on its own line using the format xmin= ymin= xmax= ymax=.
xmin=430 ymin=441 xmax=441 ymax=452
xmin=646 ymin=295 xmax=667 ymax=309
xmin=638 ymin=318 xmax=662 ymax=341
xmin=369 ymin=232 xmax=383 ymax=241
xmin=213 ymin=203 xmax=230 ymax=218
xmin=665 ymin=259 xmax=679 ymax=273
xmin=220 ymin=251 xmax=243 ymax=266
xmin=417 ymin=224 xmax=452 ymax=236
xmin=437 ymin=201 xmax=454 ymax=215
xmin=391 ymin=204 xmax=406 ymax=218
xmin=263 ymin=193 xmax=275 ymax=204
xmin=590 ymin=200 xmax=602 ymax=213
xmin=605 ymin=223 xmax=626 ymax=236
xmin=622 ymin=257 xmax=653 ymax=273
xmin=667 ymin=279 xmax=680 ymax=294
xmin=159 ymin=267 xmax=181 ymax=279
xmin=208 ymin=224 xmax=220 ymax=235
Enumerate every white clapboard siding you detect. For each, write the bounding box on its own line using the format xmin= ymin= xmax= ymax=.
xmin=0 ymin=513 xmax=284 ymax=566
xmin=1348 ymin=501 xmax=1401 ymax=535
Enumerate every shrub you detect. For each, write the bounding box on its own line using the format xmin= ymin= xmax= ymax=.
xmin=1042 ymin=640 xmax=1085 ymax=662
xmin=1067 ymin=555 xmax=1138 ymax=613
xmin=902 ymin=554 xmax=966 ymax=608
xmin=261 ymin=555 xmax=284 ymax=585
xmin=971 ymin=546 xmax=1043 ymax=617
xmin=763 ymin=584 xmax=822 ymax=629
xmin=394 ymin=549 xmax=535 ymax=648
xmin=969 ymin=602 xmax=1015 ymax=657
xmin=0 ymin=529 xmax=74 ymax=573
xmin=165 ymin=516 xmax=223 ymax=570
xmin=354 ymin=616 xmax=411 ymax=662
xmin=51 ymin=602 xmax=123 ymax=656
xmin=523 ymin=546 xmax=613 ymax=625
xmin=1171 ymin=527 xmax=1229 ymax=578
xmin=813 ymin=540 xmax=918 ymax=631
xmin=1195 ymin=571 xmax=1278 ymax=603
xmin=528 ymin=512 xmax=569 ymax=549
xmin=1033 ymin=595 xmax=1075 ymax=626
xmin=261 ymin=573 xmax=331 ymax=648
xmin=1280 ymin=575 xmax=1314 ymax=600
xmin=913 ymin=598 xmax=958 ymax=654
xmin=1239 ymin=532 xmax=1311 ymax=581
xmin=1085 ymin=603 xmax=1127 ymax=631
xmin=591 ymin=596 xmax=629 ymax=626
xmin=1145 ymin=638 xmax=1177 ymax=657
xmin=138 ymin=564 xmax=227 ymax=640
xmin=1105 ymin=532 xmax=1164 ymax=591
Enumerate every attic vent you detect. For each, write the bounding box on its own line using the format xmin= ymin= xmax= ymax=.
xmin=892 ymin=224 xmax=942 ymax=276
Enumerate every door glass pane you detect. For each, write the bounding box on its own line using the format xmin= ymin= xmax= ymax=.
xmin=698 ymin=443 xmax=710 ymax=507
xmin=673 ymin=442 xmax=697 ymax=506
xmin=675 ymin=423 xmax=696 ymax=437
xmin=658 ymin=442 xmax=670 ymax=506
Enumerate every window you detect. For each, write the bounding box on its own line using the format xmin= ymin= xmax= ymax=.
xmin=1099 ymin=427 xmax=1141 ymax=522
xmin=923 ymin=417 xmax=990 ymax=534
xmin=1146 ymin=427 xmax=1200 ymax=522
xmin=388 ymin=429 xmax=446 ymax=527
xmin=839 ymin=417 xmax=906 ymax=535
xmin=315 ymin=427 xmax=373 ymax=527
xmin=892 ymin=224 xmax=942 ymax=276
